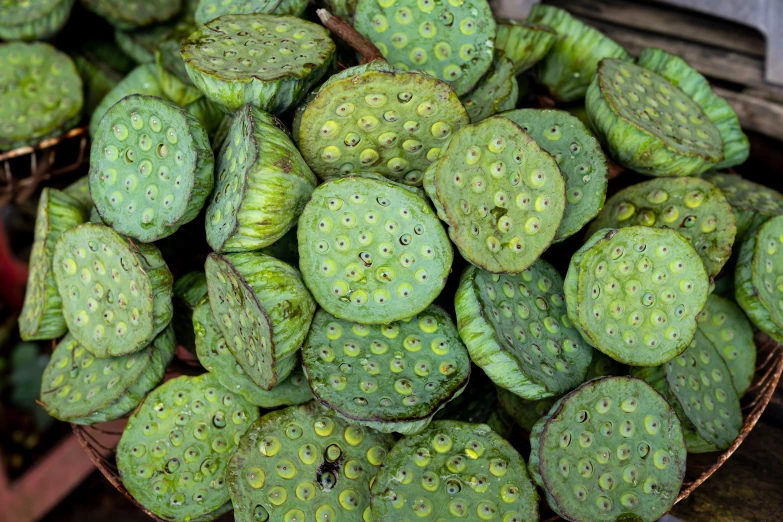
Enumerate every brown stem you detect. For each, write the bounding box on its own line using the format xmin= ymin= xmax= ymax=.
xmin=607 ymin=158 xmax=626 ymax=180
xmin=316 ymin=8 xmax=385 ymax=63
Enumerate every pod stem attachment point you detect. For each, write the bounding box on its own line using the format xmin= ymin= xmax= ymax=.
xmin=316 ymin=8 xmax=385 ymax=63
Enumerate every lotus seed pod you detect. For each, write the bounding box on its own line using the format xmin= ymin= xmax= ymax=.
xmin=52 ymin=223 xmax=174 ymax=357
xmin=318 ymin=0 xmax=356 ymax=19
xmin=19 ymin=189 xmax=88 ymax=341
xmin=40 ymin=325 xmax=175 ymax=425
xmin=0 ymin=0 xmax=75 ymax=41
xmin=526 ymin=5 xmax=631 ymax=103
xmin=298 ymin=175 xmax=452 ymax=324
xmin=205 ymin=252 xmax=316 ymax=390
xmin=194 ymin=296 xmax=314 ymax=408
xmin=703 ymin=172 xmax=783 ymax=240
xmin=637 ymin=48 xmax=749 ymax=170
xmin=82 ymin=0 xmax=182 ymax=30
xmin=114 ymin=12 xmax=196 ymax=65
xmin=460 ymin=53 xmax=519 ymax=124
xmin=205 ymin=105 xmax=316 ymax=253
xmin=423 ymin=116 xmax=566 ymax=273
xmin=529 ymin=376 xmax=686 ymax=522
xmin=89 ymin=94 xmax=215 ymax=243
xmin=260 ymin=226 xmax=299 ymax=267
xmin=302 ymin=306 xmax=470 ymax=435
xmin=295 ymin=61 xmax=470 ymax=185
xmin=372 ymin=420 xmax=539 ymax=521
xmin=195 ymin=0 xmax=307 ymax=26
xmin=494 ymin=19 xmax=556 ymax=76
xmin=587 ymin=59 xmax=724 ymax=177
xmin=0 ymin=42 xmax=82 ymax=150
xmin=501 ymin=108 xmax=608 ymax=242
xmin=89 ymin=65 xmax=164 ymax=138
xmin=117 ymin=373 xmax=259 ymax=521
xmin=156 ymin=40 xmax=204 ymax=107
xmin=88 ymin=205 xmax=103 ymax=224
xmin=181 ymin=95 xmax=225 ymax=138
xmin=586 ymin=177 xmax=736 ymax=277
xmin=63 ymin=176 xmax=94 ymax=211
xmin=172 ymin=271 xmax=208 ymax=353
xmin=181 ymin=14 xmax=335 ymax=114
xmin=565 ymin=226 xmax=710 ymax=366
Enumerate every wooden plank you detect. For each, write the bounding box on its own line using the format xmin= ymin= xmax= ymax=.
xmin=715 ymin=87 xmax=783 ymax=142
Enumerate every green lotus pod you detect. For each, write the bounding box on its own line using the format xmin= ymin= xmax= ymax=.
xmin=82 ymin=0 xmax=182 ymax=30
xmin=587 ymin=177 xmax=736 ymax=277
xmin=318 ymin=0 xmax=355 ymax=19
xmin=735 ymin=215 xmax=783 ymax=342
xmin=302 ymin=306 xmax=470 ymax=435
xmin=372 ymin=420 xmax=539 ymax=521
xmin=195 ymin=0 xmax=307 ymax=25
xmin=526 ymin=5 xmax=631 ymax=103
xmin=114 ymin=13 xmax=196 ymax=65
xmin=172 ymin=271 xmax=208 ymax=352
xmin=40 ymin=325 xmax=174 ymax=425
xmin=89 ymin=94 xmax=215 ymax=243
xmin=423 ymin=116 xmax=566 ymax=273
xmin=19 ymin=189 xmax=88 ymax=341
xmin=565 ymin=226 xmax=710 ymax=366
xmin=117 ymin=373 xmax=259 ymax=521
xmin=182 ymin=14 xmax=335 ymax=114
xmin=155 ymin=40 xmax=203 ymax=106
xmin=0 ymin=42 xmax=82 ymax=150
xmin=74 ymin=54 xmax=123 ymax=119
xmin=529 ymin=376 xmax=686 ymax=522
xmin=182 ymin=95 xmax=225 ymax=138
xmin=205 ymin=105 xmax=316 ymax=253
xmin=456 ymin=259 xmax=594 ymax=401
xmin=228 ymin=403 xmax=395 ymax=522
xmin=295 ymin=61 xmax=470 ymax=185
xmin=697 ymin=294 xmax=755 ymax=396
xmin=52 ymin=223 xmax=174 ymax=357
xmin=194 ymin=296 xmax=314 ymax=408
xmin=587 ymin=59 xmax=724 ymax=177
xmin=494 ymin=19 xmax=556 ymax=76
xmin=205 ymin=252 xmax=316 ymax=390
xmin=260 ymin=226 xmax=299 ymax=266
xmin=298 ymin=175 xmax=452 ymax=324
xmin=88 ymin=205 xmax=103 ymax=224
xmin=89 ymin=65 xmax=164 ymax=137
xmin=637 ymin=48 xmax=749 ymax=170
xmin=501 ymin=108 xmax=608 ymax=241
xmin=63 ymin=176 xmax=94 ymax=211
xmin=353 ymin=0 xmax=494 ymax=96
xmin=703 ymin=172 xmax=783 ymax=240
xmin=460 ymin=54 xmax=519 ymax=124
xmin=0 ymin=0 xmax=74 ymax=40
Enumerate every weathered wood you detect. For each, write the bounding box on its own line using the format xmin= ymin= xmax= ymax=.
xmin=715 ymin=87 xmax=783 ymax=142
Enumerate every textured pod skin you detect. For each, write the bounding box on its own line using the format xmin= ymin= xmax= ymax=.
xmin=527 ymin=5 xmax=630 ymax=103
xmin=193 ymin=296 xmax=314 ymax=408
xmin=704 ymin=172 xmax=783 ymax=240
xmin=353 ymin=0 xmax=495 ymax=96
xmin=298 ymin=175 xmax=453 ymax=324
xmin=529 ymin=376 xmax=686 ymax=522
xmin=41 ymin=326 xmax=174 ymax=425
xmin=205 ymin=105 xmax=316 ymax=252
xmin=52 ymin=223 xmax=174 ymax=357
xmin=82 ymin=0 xmax=182 ymax=30
xmin=565 ymin=226 xmax=709 ymax=366
xmin=194 ymin=0 xmax=308 ymax=26
xmin=117 ymin=373 xmax=260 ymax=522
xmin=227 ymin=402 xmax=395 ymax=522
xmin=587 ymin=59 xmax=723 ymax=177
xmin=19 ymin=189 xmax=88 ymax=340
xmin=455 ymin=260 xmax=593 ymax=400
xmin=205 ymin=252 xmax=316 ymax=390
xmin=89 ymin=65 xmax=164 ymax=137
xmin=156 ymin=40 xmax=204 ymax=106
xmin=296 ymin=61 xmax=469 ymax=185
xmin=371 ymin=420 xmax=539 ymax=521
xmin=89 ymin=94 xmax=215 ymax=242
xmin=735 ymin=215 xmax=783 ymax=342
xmin=586 ymin=177 xmax=736 ymax=277
xmin=637 ymin=48 xmax=749 ymax=170
xmin=494 ymin=19 xmax=556 ymax=76
xmin=302 ymin=306 xmax=470 ymax=435
xmin=63 ymin=175 xmax=94 ymax=210
xmin=460 ymin=53 xmax=519 ymax=124
xmin=0 ymin=0 xmax=75 ymax=41
xmin=318 ymin=0 xmax=356 ymax=18
xmin=172 ymin=271 xmax=208 ymax=352
xmin=501 ymin=108 xmax=608 ymax=241
xmin=0 ymin=42 xmax=82 ymax=150
xmin=182 ymin=14 xmax=335 ymax=114
xmin=424 ymin=116 xmax=566 ymax=273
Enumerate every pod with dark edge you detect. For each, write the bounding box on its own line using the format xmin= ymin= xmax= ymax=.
xmin=460 ymin=53 xmax=519 ymax=124
xmin=82 ymin=0 xmax=182 ymax=30
xmin=704 ymin=172 xmax=783 ymax=240
xmin=172 ymin=271 xmax=208 ymax=353
xmin=52 ymin=223 xmax=174 ymax=357
xmin=0 ymin=0 xmax=75 ymax=41
xmin=494 ymin=19 xmax=556 ymax=76
xmin=227 ymin=402 xmax=395 ymax=522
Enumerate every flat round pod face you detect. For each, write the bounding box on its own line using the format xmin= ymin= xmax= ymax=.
xmin=195 ymin=0 xmax=281 ymax=25
xmin=227 ymin=402 xmax=395 ymax=522
xmin=425 ymin=116 xmax=565 ymax=273
xmin=587 ymin=177 xmax=735 ymax=277
xmin=501 ymin=109 xmax=608 ymax=241
xmin=749 ymin=216 xmax=783 ymax=331
xmin=302 ymin=306 xmax=470 ymax=434
xmin=704 ymin=172 xmax=783 ymax=216
xmin=353 ymin=0 xmax=496 ymax=96
xmin=371 ymin=420 xmax=539 ymax=521
xmin=83 ymin=0 xmax=181 ymax=29
xmin=567 ymin=226 xmax=709 ymax=366
xmin=117 ymin=373 xmax=260 ymax=521
xmin=532 ymin=376 xmax=685 ymax=522
xmin=0 ymin=42 xmax=82 ymax=149
xmin=298 ymin=175 xmax=452 ymax=324
xmin=298 ymin=67 xmax=469 ymax=185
